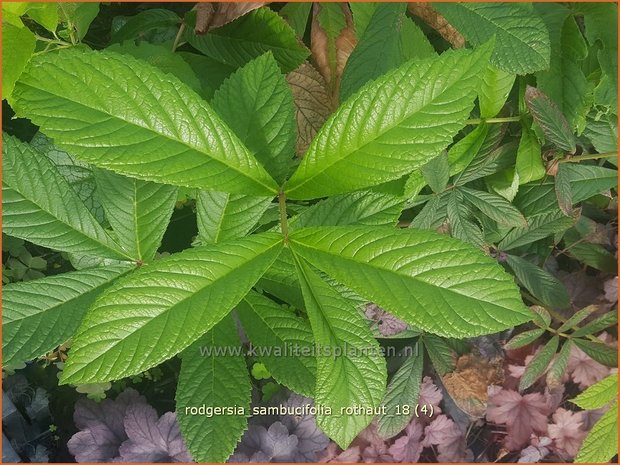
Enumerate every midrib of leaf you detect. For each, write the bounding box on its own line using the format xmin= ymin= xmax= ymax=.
xmin=74 ymin=239 xmax=282 ymax=370
xmin=132 ymin=180 xmax=142 ymax=260
xmin=454 ymin=5 xmax=548 ymax=63
xmin=293 ymin=255 xmax=373 ymax=404
xmin=287 ymin=50 xmax=482 ymax=193
xmin=291 ymin=238 xmax=517 ymax=326
xmin=16 ymin=80 xmax=278 ymax=195
xmin=3 ymin=181 xmax=133 ymax=261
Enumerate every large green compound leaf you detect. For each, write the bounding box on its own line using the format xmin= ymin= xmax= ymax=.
xmin=59 ymin=233 xmax=283 ymax=385
xmin=212 ymin=52 xmax=297 ymax=185
xmin=2 ymin=135 xmax=131 ymax=261
xmin=236 ymin=291 xmax=316 ymax=396
xmin=2 ymin=265 xmax=133 ymax=365
xmin=12 ymin=48 xmax=279 ymax=196
xmin=94 ymin=170 xmax=178 ymax=261
xmin=176 ymin=315 xmax=252 ymax=463
xmin=433 ymin=2 xmax=550 ymax=75
xmin=293 ymin=256 xmax=387 ymax=448
xmin=290 ymin=226 xmax=532 ymax=338
xmin=196 ymin=191 xmax=272 ymax=245
xmin=284 ymin=43 xmax=492 ymax=199
xmin=184 ymin=7 xmax=309 ymax=73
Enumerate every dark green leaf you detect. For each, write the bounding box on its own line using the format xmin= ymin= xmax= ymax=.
xmin=519 ymin=335 xmax=559 ymax=391
xmin=525 ymin=85 xmax=577 ymax=153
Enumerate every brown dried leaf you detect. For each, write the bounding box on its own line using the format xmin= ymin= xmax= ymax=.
xmin=286 ymin=62 xmax=331 ymax=157
xmin=194 ymin=2 xmax=267 ymax=34
xmin=408 ymin=3 xmax=465 ymax=48
xmin=310 ymin=3 xmax=357 ymax=103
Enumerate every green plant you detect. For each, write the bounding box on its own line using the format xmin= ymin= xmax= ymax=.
xmin=3 ymin=2 xmax=617 ymax=462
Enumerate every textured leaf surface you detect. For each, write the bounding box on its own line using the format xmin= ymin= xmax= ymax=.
xmin=12 ymin=48 xmax=278 ymax=195
xmin=285 ymin=44 xmax=491 ymax=199
xmin=504 ymin=328 xmax=545 ymax=350
xmin=290 ymin=226 xmax=532 ymax=338
xmin=505 ymin=254 xmax=570 ymax=309
xmin=571 ymin=374 xmax=617 ymax=410
xmin=236 ymin=291 xmax=315 ymax=396
xmin=575 ymin=401 xmax=617 ymax=463
xmin=212 ymin=52 xmax=296 ymax=184
xmin=185 ymin=7 xmax=309 ymax=73
xmin=95 ymin=170 xmax=177 ymax=261
xmin=572 ymin=339 xmax=618 ymax=367
xmin=377 ymin=344 xmax=423 ymax=438
xmin=498 ymin=210 xmax=576 ymax=251
xmin=516 ymin=126 xmax=545 ymax=184
xmin=176 ymin=315 xmax=251 ymax=463
xmin=2 ymin=135 xmax=129 ymax=260
xmin=294 ymin=257 xmax=386 ymax=448
xmin=2 ymin=23 xmax=36 ymax=100
xmin=447 ymin=191 xmax=485 ymax=249
xmin=3 ymin=265 xmax=133 ymax=365
xmin=60 ymin=233 xmax=283 ymax=384
xmin=459 ymin=187 xmax=526 ymax=227
xmin=111 ymin=9 xmax=180 ymax=43
xmin=433 ymin=2 xmax=550 ymax=74
xmin=519 ymin=336 xmax=559 ymax=391
xmin=525 ymin=86 xmax=576 ymax=153
xmin=196 ymin=191 xmax=272 ymax=245
xmin=479 ymin=65 xmax=515 ymax=118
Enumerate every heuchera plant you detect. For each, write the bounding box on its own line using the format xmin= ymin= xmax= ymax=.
xmin=3 ymin=2 xmax=616 ymax=462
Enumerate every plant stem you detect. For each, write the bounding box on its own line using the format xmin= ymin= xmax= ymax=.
xmin=465 ymin=116 xmax=522 ymax=125
xmin=278 ymin=192 xmax=289 ymax=244
xmin=560 ymin=152 xmax=617 ymax=163
xmin=172 ymin=23 xmax=186 ymax=52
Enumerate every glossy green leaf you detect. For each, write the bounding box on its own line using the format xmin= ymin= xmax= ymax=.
xmin=433 ymin=2 xmax=550 ymax=74
xmin=94 ymin=170 xmax=178 ymax=261
xmin=111 ymin=8 xmax=180 ymax=43
xmin=196 ymin=191 xmax=272 ymax=245
xmin=456 ymin=141 xmax=517 ymax=186
xmin=236 ymin=291 xmax=316 ymax=397
xmin=2 ymin=265 xmax=133 ymax=365
xmin=177 ymin=51 xmax=236 ymax=100
xmin=12 ymin=48 xmax=279 ymax=196
xmin=184 ymin=7 xmax=309 ymax=73
xmin=504 ymin=328 xmax=545 ymax=350
xmin=2 ymin=23 xmax=36 ymax=101
xmin=377 ymin=343 xmax=423 ymax=438
xmin=498 ymin=210 xmax=577 ymax=251
xmin=519 ymin=335 xmax=559 ymax=391
xmin=2 ymin=135 xmax=130 ymax=261
xmin=290 ymin=226 xmax=532 ymax=338
xmin=460 ymin=187 xmax=527 ymax=227
xmin=525 ymin=86 xmax=577 ymax=153
xmin=505 ymin=254 xmax=570 ymax=309
xmin=293 ymin=256 xmax=387 ymax=448
xmin=212 ymin=52 xmax=297 ymax=184
xmin=447 ymin=191 xmax=485 ymax=249
xmin=479 ymin=65 xmax=516 ymax=118
xmin=176 ymin=315 xmax=251 ymax=463
xmin=60 ymin=233 xmax=283 ymax=384
xmin=573 ymin=338 xmax=618 ymax=367
xmin=516 ymin=126 xmax=545 ymax=184
xmin=422 ymin=335 xmax=456 ymax=376
xmin=285 ymin=44 xmax=492 ymax=199
xmin=575 ymin=401 xmax=618 ymax=463
xmin=571 ymin=373 xmax=617 ymax=410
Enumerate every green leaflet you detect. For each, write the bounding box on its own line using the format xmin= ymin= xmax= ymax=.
xmin=573 ymin=339 xmax=618 ymax=367
xmin=377 ymin=343 xmax=423 ymax=438
xmin=293 ymin=256 xmax=387 ymax=448
xmin=504 ymin=328 xmax=545 ymax=350
xmin=349 ymin=2 xmax=375 ymax=39
xmin=557 ymin=305 xmax=598 ymax=333
xmin=575 ymin=401 xmax=618 ymax=463
xmin=257 ymin=249 xmax=305 ymax=309
xmin=433 ymin=2 xmax=550 ymax=75
xmin=535 ymin=5 xmax=592 ymax=133
xmin=498 ymin=210 xmax=577 ymax=251
xmin=2 ymin=135 xmax=130 ymax=261
xmin=212 ymin=52 xmax=297 ymax=184
xmin=583 ymin=112 xmax=618 ymax=154
xmin=571 ymin=312 xmax=618 ymax=338
xmin=60 ymin=233 xmax=283 ymax=384
xmin=546 ymin=339 xmax=572 ymax=388
xmin=479 ymin=65 xmax=516 ymax=118
xmin=459 ymin=187 xmax=527 ymax=227
xmin=12 ymin=48 xmax=279 ymax=196
xmin=505 ymin=254 xmax=570 ymax=309
xmin=2 ymin=264 xmax=133 ymax=365
xmin=236 ymin=291 xmax=316 ymax=396
xmin=196 ymin=191 xmax=273 ymax=245
xmin=176 ymin=315 xmax=252 ymax=463
xmin=2 ymin=23 xmax=36 ymax=101
xmin=289 ymin=191 xmax=404 ymax=230
xmin=519 ymin=335 xmax=559 ymax=391
xmin=278 ymin=2 xmax=312 ymax=37
xmin=525 ymin=86 xmax=577 ymax=153
xmin=516 ymin=126 xmax=545 ymax=185
xmin=177 ymin=51 xmax=236 ymax=100
xmin=290 ymin=226 xmax=532 ymax=338
xmin=111 ymin=9 xmax=180 ymax=43
xmin=447 ymin=191 xmax=485 ymax=250
xmin=421 ymin=152 xmax=450 ymax=194
xmin=285 ymin=44 xmax=492 ymax=199
xmin=57 ymin=2 xmax=99 ymax=40
xmin=94 ymin=170 xmax=178 ymax=261
xmin=184 ymin=7 xmax=309 ymax=73
xmin=571 ymin=373 xmax=617 ymax=410
xmin=422 ymin=335 xmax=456 ymax=376
xmin=448 ymin=123 xmax=490 ymax=176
